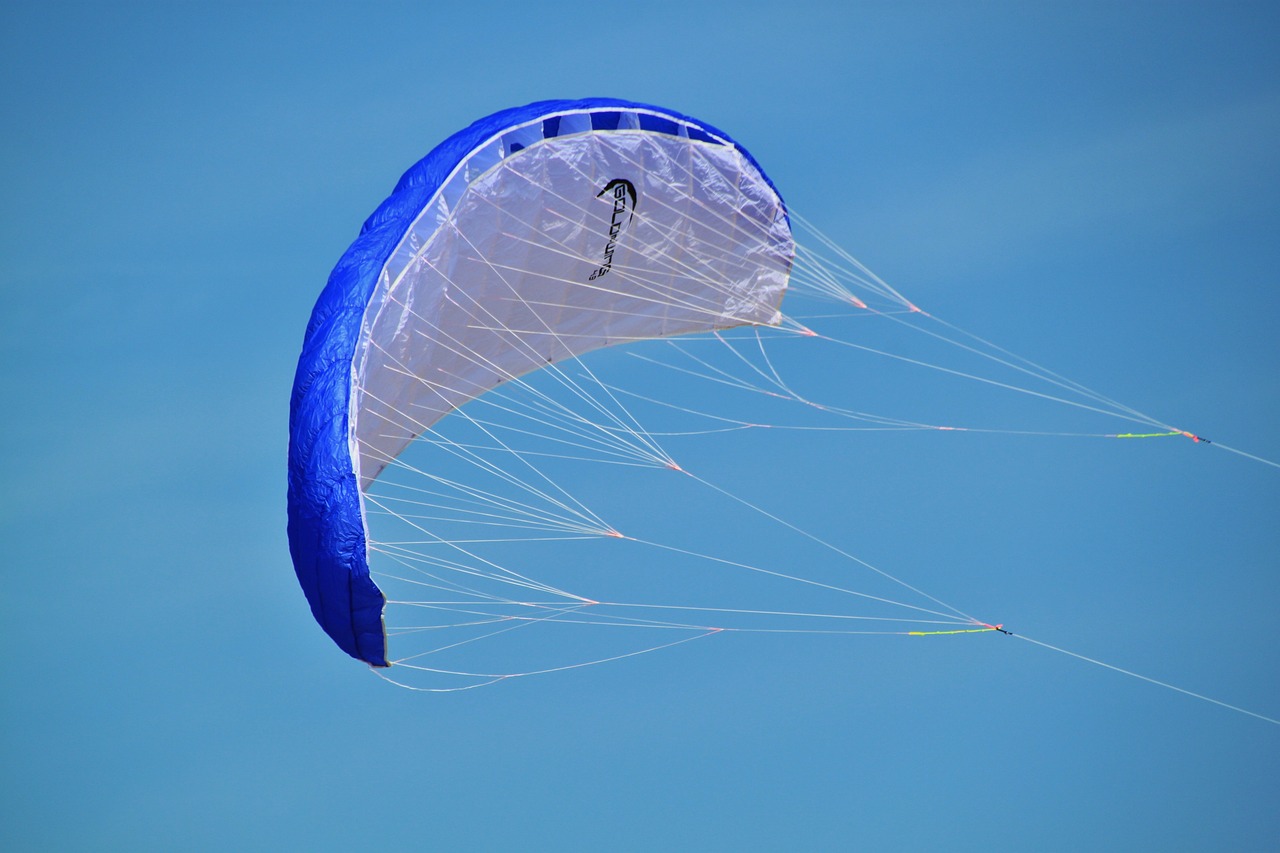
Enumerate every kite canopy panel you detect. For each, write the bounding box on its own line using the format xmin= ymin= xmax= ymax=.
xmin=287 ymin=98 xmax=794 ymax=666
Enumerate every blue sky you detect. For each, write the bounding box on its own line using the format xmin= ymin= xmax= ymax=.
xmin=3 ymin=2 xmax=1278 ymax=850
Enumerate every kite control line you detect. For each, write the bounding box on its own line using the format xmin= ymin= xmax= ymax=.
xmin=1113 ymin=430 xmax=1212 ymax=443
xmin=909 ymin=623 xmax=1011 ymax=637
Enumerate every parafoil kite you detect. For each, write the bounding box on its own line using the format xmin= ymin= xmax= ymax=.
xmin=287 ymin=95 xmax=1279 ymax=726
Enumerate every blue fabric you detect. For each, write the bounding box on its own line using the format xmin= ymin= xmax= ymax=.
xmin=287 ymin=98 xmax=785 ymax=666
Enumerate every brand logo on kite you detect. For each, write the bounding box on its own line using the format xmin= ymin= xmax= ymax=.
xmin=588 ymin=178 xmax=637 ymax=281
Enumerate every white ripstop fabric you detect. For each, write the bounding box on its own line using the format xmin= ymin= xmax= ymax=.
xmin=351 ymin=129 xmax=793 ymax=489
